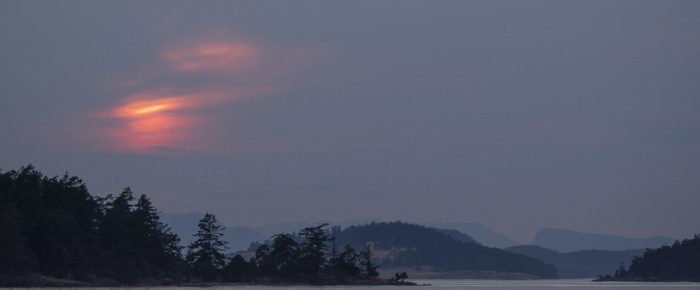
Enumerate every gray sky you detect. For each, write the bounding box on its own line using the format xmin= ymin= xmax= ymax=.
xmin=1 ymin=0 xmax=699 ymax=242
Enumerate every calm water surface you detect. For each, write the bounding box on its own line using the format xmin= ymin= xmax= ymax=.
xmin=25 ymin=279 xmax=700 ymax=290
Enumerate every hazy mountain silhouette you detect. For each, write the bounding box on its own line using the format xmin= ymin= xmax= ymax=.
xmin=224 ymin=226 xmax=266 ymax=251
xmin=253 ymin=221 xmax=313 ymax=238
xmin=254 ymin=218 xmax=383 ymax=238
xmin=438 ymin=229 xmax=479 ymax=244
xmin=334 ymin=222 xmax=557 ymax=278
xmin=160 ymin=213 xmax=202 ymax=245
xmin=506 ymin=245 xmax=643 ymax=278
xmin=533 ymin=228 xmax=674 ymax=252
xmin=427 ymin=222 xmax=518 ymax=248
xmin=162 ymin=217 xmax=385 ymax=252
xmin=161 ymin=213 xmax=265 ymax=251
xmin=163 ymin=217 xmax=517 ymax=251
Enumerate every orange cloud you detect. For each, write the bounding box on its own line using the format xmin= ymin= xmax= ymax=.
xmin=100 ymin=35 xmax=317 ymax=153
xmin=108 ymin=90 xmax=226 ymax=152
xmin=162 ymin=41 xmax=257 ymax=73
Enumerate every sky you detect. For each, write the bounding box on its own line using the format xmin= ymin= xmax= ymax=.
xmin=1 ymin=0 xmax=699 ymax=243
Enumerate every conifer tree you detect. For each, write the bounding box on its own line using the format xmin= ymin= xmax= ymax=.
xmin=254 ymin=244 xmax=274 ymax=276
xmin=335 ymin=245 xmax=361 ymax=279
xmin=99 ymin=188 xmax=141 ymax=281
xmin=0 ymin=166 xmax=186 ymax=284
xmin=223 ymin=255 xmax=252 ymax=282
xmin=134 ymin=194 xmax=183 ymax=279
xmin=298 ymin=224 xmax=329 ymax=278
xmin=186 ymin=213 xmax=228 ymax=281
xmin=0 ymin=202 xmax=35 ymax=276
xmin=270 ymin=233 xmax=300 ymax=278
xmin=360 ymin=245 xmax=379 ymax=278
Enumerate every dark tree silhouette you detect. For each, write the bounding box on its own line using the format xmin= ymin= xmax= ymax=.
xmin=328 ymin=225 xmax=341 ymax=278
xmin=223 ymin=255 xmax=253 ymax=282
xmin=133 ymin=194 xmax=184 ymax=279
xmin=359 ymin=245 xmax=380 ymax=278
xmin=269 ymin=233 xmax=300 ymax=279
xmin=99 ymin=188 xmax=185 ymax=282
xmin=335 ymin=245 xmax=361 ymax=279
xmin=99 ymin=188 xmax=142 ymax=281
xmin=0 ymin=202 xmax=35 ymax=276
xmin=614 ymin=263 xmax=627 ymax=279
xmin=393 ymin=271 xmax=408 ymax=282
xmin=247 ymin=224 xmax=383 ymax=284
xmin=0 ymin=166 xmax=185 ymax=285
xmin=604 ymin=235 xmax=700 ymax=281
xmin=254 ymin=244 xmax=275 ymax=276
xmin=0 ymin=165 xmax=402 ymax=286
xmin=298 ymin=224 xmax=330 ymax=279
xmin=186 ymin=213 xmax=228 ymax=281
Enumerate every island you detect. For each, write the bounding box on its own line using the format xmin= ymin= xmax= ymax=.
xmin=596 ymin=235 xmax=700 ymax=282
xmin=0 ymin=166 xmax=414 ymax=287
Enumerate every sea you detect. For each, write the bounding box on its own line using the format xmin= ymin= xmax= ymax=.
xmin=18 ymin=279 xmax=700 ymax=290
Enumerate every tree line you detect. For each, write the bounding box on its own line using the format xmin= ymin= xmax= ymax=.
xmin=188 ymin=215 xmax=379 ymax=283
xmin=598 ymin=235 xmax=700 ymax=282
xmin=0 ymin=166 xmax=184 ymax=283
xmin=0 ymin=165 xmax=379 ymax=285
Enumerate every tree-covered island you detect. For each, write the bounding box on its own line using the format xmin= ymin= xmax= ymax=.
xmin=596 ymin=235 xmax=700 ymax=282
xmin=0 ymin=165 xmax=410 ymax=286
xmin=5 ymin=165 xmax=697 ymax=286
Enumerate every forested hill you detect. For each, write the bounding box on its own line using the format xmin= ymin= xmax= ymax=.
xmin=0 ymin=165 xmax=394 ymax=286
xmin=506 ymin=245 xmax=643 ymax=278
xmin=599 ymin=235 xmax=700 ymax=282
xmin=335 ymin=222 xmax=558 ymax=278
xmin=438 ymin=229 xmax=480 ymax=244
xmin=0 ymin=166 xmax=184 ymax=285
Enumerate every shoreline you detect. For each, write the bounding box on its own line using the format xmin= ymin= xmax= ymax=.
xmin=0 ymin=275 xmax=419 ymax=288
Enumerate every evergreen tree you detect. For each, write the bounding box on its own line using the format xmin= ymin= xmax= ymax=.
xmin=0 ymin=202 xmax=35 ymax=276
xmin=223 ymin=255 xmax=253 ymax=282
xmin=99 ymin=188 xmax=141 ymax=281
xmin=328 ymin=226 xmax=341 ymax=278
xmin=186 ymin=213 xmax=228 ymax=281
xmin=269 ymin=233 xmax=300 ymax=279
xmin=359 ymin=245 xmax=379 ymax=278
xmin=3 ymin=165 xmax=399 ymax=285
xmin=614 ymin=262 xmax=627 ymax=278
xmin=254 ymin=244 xmax=275 ymax=276
xmin=0 ymin=166 xmax=185 ymax=284
xmin=617 ymin=235 xmax=700 ymax=281
xmin=298 ymin=224 xmax=330 ymax=279
xmin=133 ymin=194 xmax=184 ymax=280
xmin=334 ymin=245 xmax=361 ymax=279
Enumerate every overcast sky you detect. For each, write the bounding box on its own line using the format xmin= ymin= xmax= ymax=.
xmin=1 ymin=0 xmax=699 ymax=242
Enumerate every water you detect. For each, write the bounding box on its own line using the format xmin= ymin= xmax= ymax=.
xmin=409 ymin=279 xmax=700 ymax=289
xmin=23 ymin=279 xmax=700 ymax=290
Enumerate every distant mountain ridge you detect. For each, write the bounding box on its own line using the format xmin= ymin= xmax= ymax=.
xmin=438 ymin=228 xmax=479 ymax=244
xmin=426 ymin=222 xmax=518 ymax=248
xmin=533 ymin=228 xmax=675 ymax=252
xmin=162 ymin=213 xmax=265 ymax=251
xmin=506 ymin=245 xmax=644 ymax=278
xmin=162 ymin=215 xmax=509 ymax=251
xmin=164 ymin=214 xmax=674 ymax=254
xmin=335 ymin=222 xmax=558 ymax=278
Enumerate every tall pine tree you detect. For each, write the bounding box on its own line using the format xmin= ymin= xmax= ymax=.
xmin=134 ymin=194 xmax=184 ymax=280
xmin=298 ymin=224 xmax=329 ymax=279
xmin=186 ymin=213 xmax=228 ymax=281
xmin=359 ymin=245 xmax=379 ymax=278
